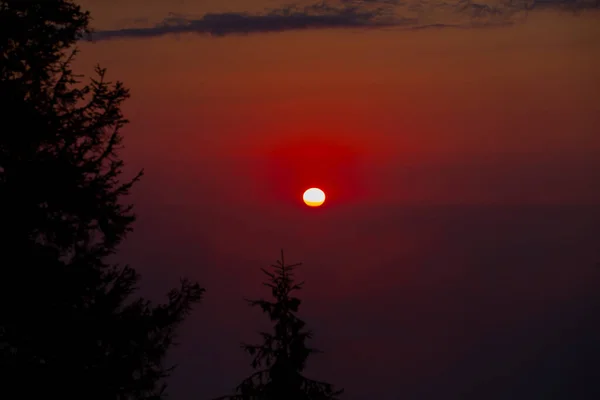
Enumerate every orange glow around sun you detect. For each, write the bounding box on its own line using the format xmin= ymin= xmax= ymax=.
xmin=303 ymin=188 xmax=326 ymax=207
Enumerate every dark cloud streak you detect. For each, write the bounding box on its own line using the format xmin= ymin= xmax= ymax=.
xmin=89 ymin=0 xmax=600 ymax=41
xmin=92 ymin=8 xmax=400 ymax=40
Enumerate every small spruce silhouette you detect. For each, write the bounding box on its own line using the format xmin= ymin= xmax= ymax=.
xmin=217 ymin=250 xmax=343 ymax=400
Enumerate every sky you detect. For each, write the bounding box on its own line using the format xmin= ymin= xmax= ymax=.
xmin=73 ymin=1 xmax=600 ymax=399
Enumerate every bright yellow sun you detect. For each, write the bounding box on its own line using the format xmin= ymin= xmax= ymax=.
xmin=303 ymin=188 xmax=326 ymax=207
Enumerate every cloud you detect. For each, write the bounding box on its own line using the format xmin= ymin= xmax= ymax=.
xmin=91 ymin=2 xmax=399 ymax=40
xmin=89 ymin=0 xmax=600 ymax=40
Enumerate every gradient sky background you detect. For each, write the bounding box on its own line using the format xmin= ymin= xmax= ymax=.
xmin=73 ymin=1 xmax=600 ymax=399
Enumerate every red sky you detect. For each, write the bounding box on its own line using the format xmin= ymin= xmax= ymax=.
xmin=74 ymin=1 xmax=600 ymax=399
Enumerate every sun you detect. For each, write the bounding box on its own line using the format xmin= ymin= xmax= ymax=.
xmin=303 ymin=188 xmax=325 ymax=207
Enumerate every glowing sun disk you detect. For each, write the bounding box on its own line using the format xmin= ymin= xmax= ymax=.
xmin=303 ymin=188 xmax=325 ymax=207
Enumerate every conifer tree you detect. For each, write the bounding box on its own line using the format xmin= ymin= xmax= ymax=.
xmin=219 ymin=251 xmax=343 ymax=400
xmin=0 ymin=2 xmax=203 ymax=399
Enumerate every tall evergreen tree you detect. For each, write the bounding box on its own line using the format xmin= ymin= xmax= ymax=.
xmin=0 ymin=1 xmax=203 ymax=399
xmin=219 ymin=251 xmax=343 ymax=400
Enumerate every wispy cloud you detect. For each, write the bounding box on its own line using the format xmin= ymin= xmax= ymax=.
xmin=90 ymin=0 xmax=600 ymax=40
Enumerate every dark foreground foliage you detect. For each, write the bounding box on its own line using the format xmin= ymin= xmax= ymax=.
xmin=0 ymin=1 xmax=204 ymax=399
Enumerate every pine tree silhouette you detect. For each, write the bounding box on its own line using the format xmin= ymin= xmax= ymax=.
xmin=218 ymin=250 xmax=343 ymax=400
xmin=0 ymin=1 xmax=203 ymax=399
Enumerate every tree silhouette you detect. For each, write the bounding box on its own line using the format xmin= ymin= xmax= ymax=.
xmin=218 ymin=251 xmax=343 ymax=400
xmin=0 ymin=1 xmax=203 ymax=399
